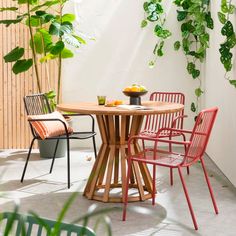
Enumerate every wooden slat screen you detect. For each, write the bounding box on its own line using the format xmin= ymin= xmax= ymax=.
xmin=0 ymin=0 xmax=58 ymax=149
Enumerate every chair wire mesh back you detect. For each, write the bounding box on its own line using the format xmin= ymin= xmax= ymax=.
xmin=24 ymin=93 xmax=51 ymax=115
xmin=143 ymin=92 xmax=185 ymax=134
xmin=185 ymin=107 xmax=218 ymax=165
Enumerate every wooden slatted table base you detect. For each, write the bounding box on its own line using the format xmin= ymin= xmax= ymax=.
xmin=83 ymin=114 xmax=154 ymax=203
xmin=57 ymin=101 xmax=184 ymax=203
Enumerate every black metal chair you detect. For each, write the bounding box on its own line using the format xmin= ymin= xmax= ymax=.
xmin=21 ymin=93 xmax=97 ymax=188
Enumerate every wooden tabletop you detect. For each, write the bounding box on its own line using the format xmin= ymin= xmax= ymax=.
xmin=57 ymin=101 xmax=184 ymax=115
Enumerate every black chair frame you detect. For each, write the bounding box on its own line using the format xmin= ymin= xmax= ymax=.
xmin=21 ymin=94 xmax=97 ymax=188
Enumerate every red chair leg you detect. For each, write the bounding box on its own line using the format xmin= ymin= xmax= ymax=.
xmin=152 ymin=165 xmax=156 ymax=205
xmin=200 ymin=158 xmax=219 ymax=214
xmin=170 ymin=168 xmax=173 ymax=186
xmin=178 ymin=167 xmax=198 ymax=230
xmin=187 ymin=166 xmax=190 ymax=175
xmin=122 ymin=158 xmax=132 ymax=221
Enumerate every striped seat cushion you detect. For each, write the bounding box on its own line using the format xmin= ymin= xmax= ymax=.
xmin=28 ymin=111 xmax=73 ymax=140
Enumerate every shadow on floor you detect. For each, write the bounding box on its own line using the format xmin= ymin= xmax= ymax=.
xmin=0 ymin=191 xmax=167 ymax=236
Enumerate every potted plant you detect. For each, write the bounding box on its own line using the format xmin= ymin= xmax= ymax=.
xmin=0 ymin=0 xmax=86 ymax=158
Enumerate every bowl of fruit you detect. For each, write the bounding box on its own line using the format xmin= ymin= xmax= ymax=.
xmin=123 ymin=84 xmax=148 ymax=105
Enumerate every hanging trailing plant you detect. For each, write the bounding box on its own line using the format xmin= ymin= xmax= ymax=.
xmin=141 ymin=0 xmax=172 ymax=68
xmin=218 ymin=0 xmax=236 ymax=88
xmin=173 ymin=0 xmax=214 ymax=114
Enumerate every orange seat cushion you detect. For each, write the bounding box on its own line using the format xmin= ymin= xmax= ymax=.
xmin=28 ymin=111 xmax=73 ymax=140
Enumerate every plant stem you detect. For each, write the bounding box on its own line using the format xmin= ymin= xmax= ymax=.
xmin=27 ymin=2 xmax=42 ymax=93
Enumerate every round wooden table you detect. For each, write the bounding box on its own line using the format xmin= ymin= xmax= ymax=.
xmin=57 ymin=101 xmax=184 ymax=203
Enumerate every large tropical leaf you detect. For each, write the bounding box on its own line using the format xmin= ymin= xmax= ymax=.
xmin=32 ymin=32 xmax=44 ymax=54
xmin=63 ymin=34 xmax=81 ymax=48
xmin=38 ymin=28 xmax=53 ymax=52
xmin=61 ymin=13 xmax=75 ymax=23
xmin=61 ymin=48 xmax=74 ymax=58
xmin=0 ymin=16 xmax=23 ymax=27
xmin=12 ymin=59 xmax=33 ymax=74
xmin=50 ymin=41 xmax=65 ymax=55
xmin=4 ymin=47 xmax=24 ymax=62
xmin=49 ymin=21 xmax=73 ymax=36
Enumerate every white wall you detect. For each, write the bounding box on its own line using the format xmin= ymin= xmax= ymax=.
xmin=62 ymin=0 xmax=196 ymax=144
xmin=62 ymin=1 xmax=236 ymax=186
xmin=204 ymin=1 xmax=236 ymax=186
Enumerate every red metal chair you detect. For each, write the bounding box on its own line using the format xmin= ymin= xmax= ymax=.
xmin=123 ymin=107 xmax=219 ymax=230
xmin=139 ymin=92 xmax=187 ymax=185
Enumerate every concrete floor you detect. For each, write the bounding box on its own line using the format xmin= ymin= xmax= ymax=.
xmin=0 ymin=148 xmax=236 ymax=236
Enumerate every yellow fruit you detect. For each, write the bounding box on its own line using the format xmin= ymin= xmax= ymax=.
xmin=131 ymin=86 xmax=140 ymax=92
xmin=124 ymin=87 xmax=131 ymax=92
xmin=140 ymin=85 xmax=147 ymax=92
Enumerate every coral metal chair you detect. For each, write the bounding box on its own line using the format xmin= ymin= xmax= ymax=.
xmin=140 ymin=92 xmax=187 ymax=185
xmin=123 ymin=107 xmax=219 ymax=230
xmin=21 ymin=94 xmax=97 ymax=188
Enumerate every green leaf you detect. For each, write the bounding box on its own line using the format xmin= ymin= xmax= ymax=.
xmin=187 ymin=62 xmax=195 ymax=74
xmin=177 ymin=10 xmax=188 ymax=21
xmin=35 ymin=11 xmax=55 ymax=24
xmin=49 ymin=22 xmax=60 ymax=36
xmin=223 ymin=61 xmax=232 ymax=72
xmin=72 ymin=34 xmax=86 ymax=44
xmin=0 ymin=7 xmax=18 ymax=12
xmin=174 ymin=41 xmax=181 ymax=50
xmin=195 ymin=88 xmax=203 ymax=97
xmin=0 ymin=16 xmax=23 ymax=27
xmin=60 ymin=21 xmax=73 ymax=34
xmin=40 ymin=53 xmax=57 ymax=63
xmin=49 ymin=21 xmax=73 ymax=36
xmin=143 ymin=2 xmax=149 ymax=11
xmin=61 ymin=48 xmax=74 ymax=58
xmin=227 ymin=34 xmax=236 ymax=48
xmin=147 ymin=12 xmax=159 ymax=22
xmin=228 ymin=4 xmax=235 ymax=14
xmin=63 ymin=34 xmax=81 ymax=48
xmin=205 ymin=12 xmax=214 ymax=29
xmin=31 ymin=0 xmax=60 ymax=11
xmin=229 ymin=80 xmax=236 ymax=88
xmin=45 ymin=90 xmax=56 ymax=99
xmin=12 ymin=59 xmax=33 ymax=74
xmin=4 ymin=47 xmax=24 ymax=62
xmin=50 ymin=41 xmax=65 ymax=55
xmin=62 ymin=14 xmax=75 ymax=23
xmin=25 ymin=16 xmax=40 ymax=27
xmin=218 ymin=12 xmax=226 ymax=24
xmin=221 ymin=21 xmax=234 ymax=37
xmin=38 ymin=28 xmax=53 ymax=52
xmin=32 ymin=32 xmax=44 ymax=54
xmin=191 ymin=102 xmax=196 ymax=112
xmin=18 ymin=0 xmax=37 ymax=4
xmin=141 ymin=20 xmax=148 ymax=28
xmin=192 ymin=69 xmax=200 ymax=79
xmin=154 ymin=25 xmax=171 ymax=39
xmin=148 ymin=61 xmax=155 ymax=68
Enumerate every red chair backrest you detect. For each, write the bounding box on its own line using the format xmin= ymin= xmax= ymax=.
xmin=185 ymin=107 xmax=218 ymax=165
xmin=143 ymin=92 xmax=185 ymax=133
